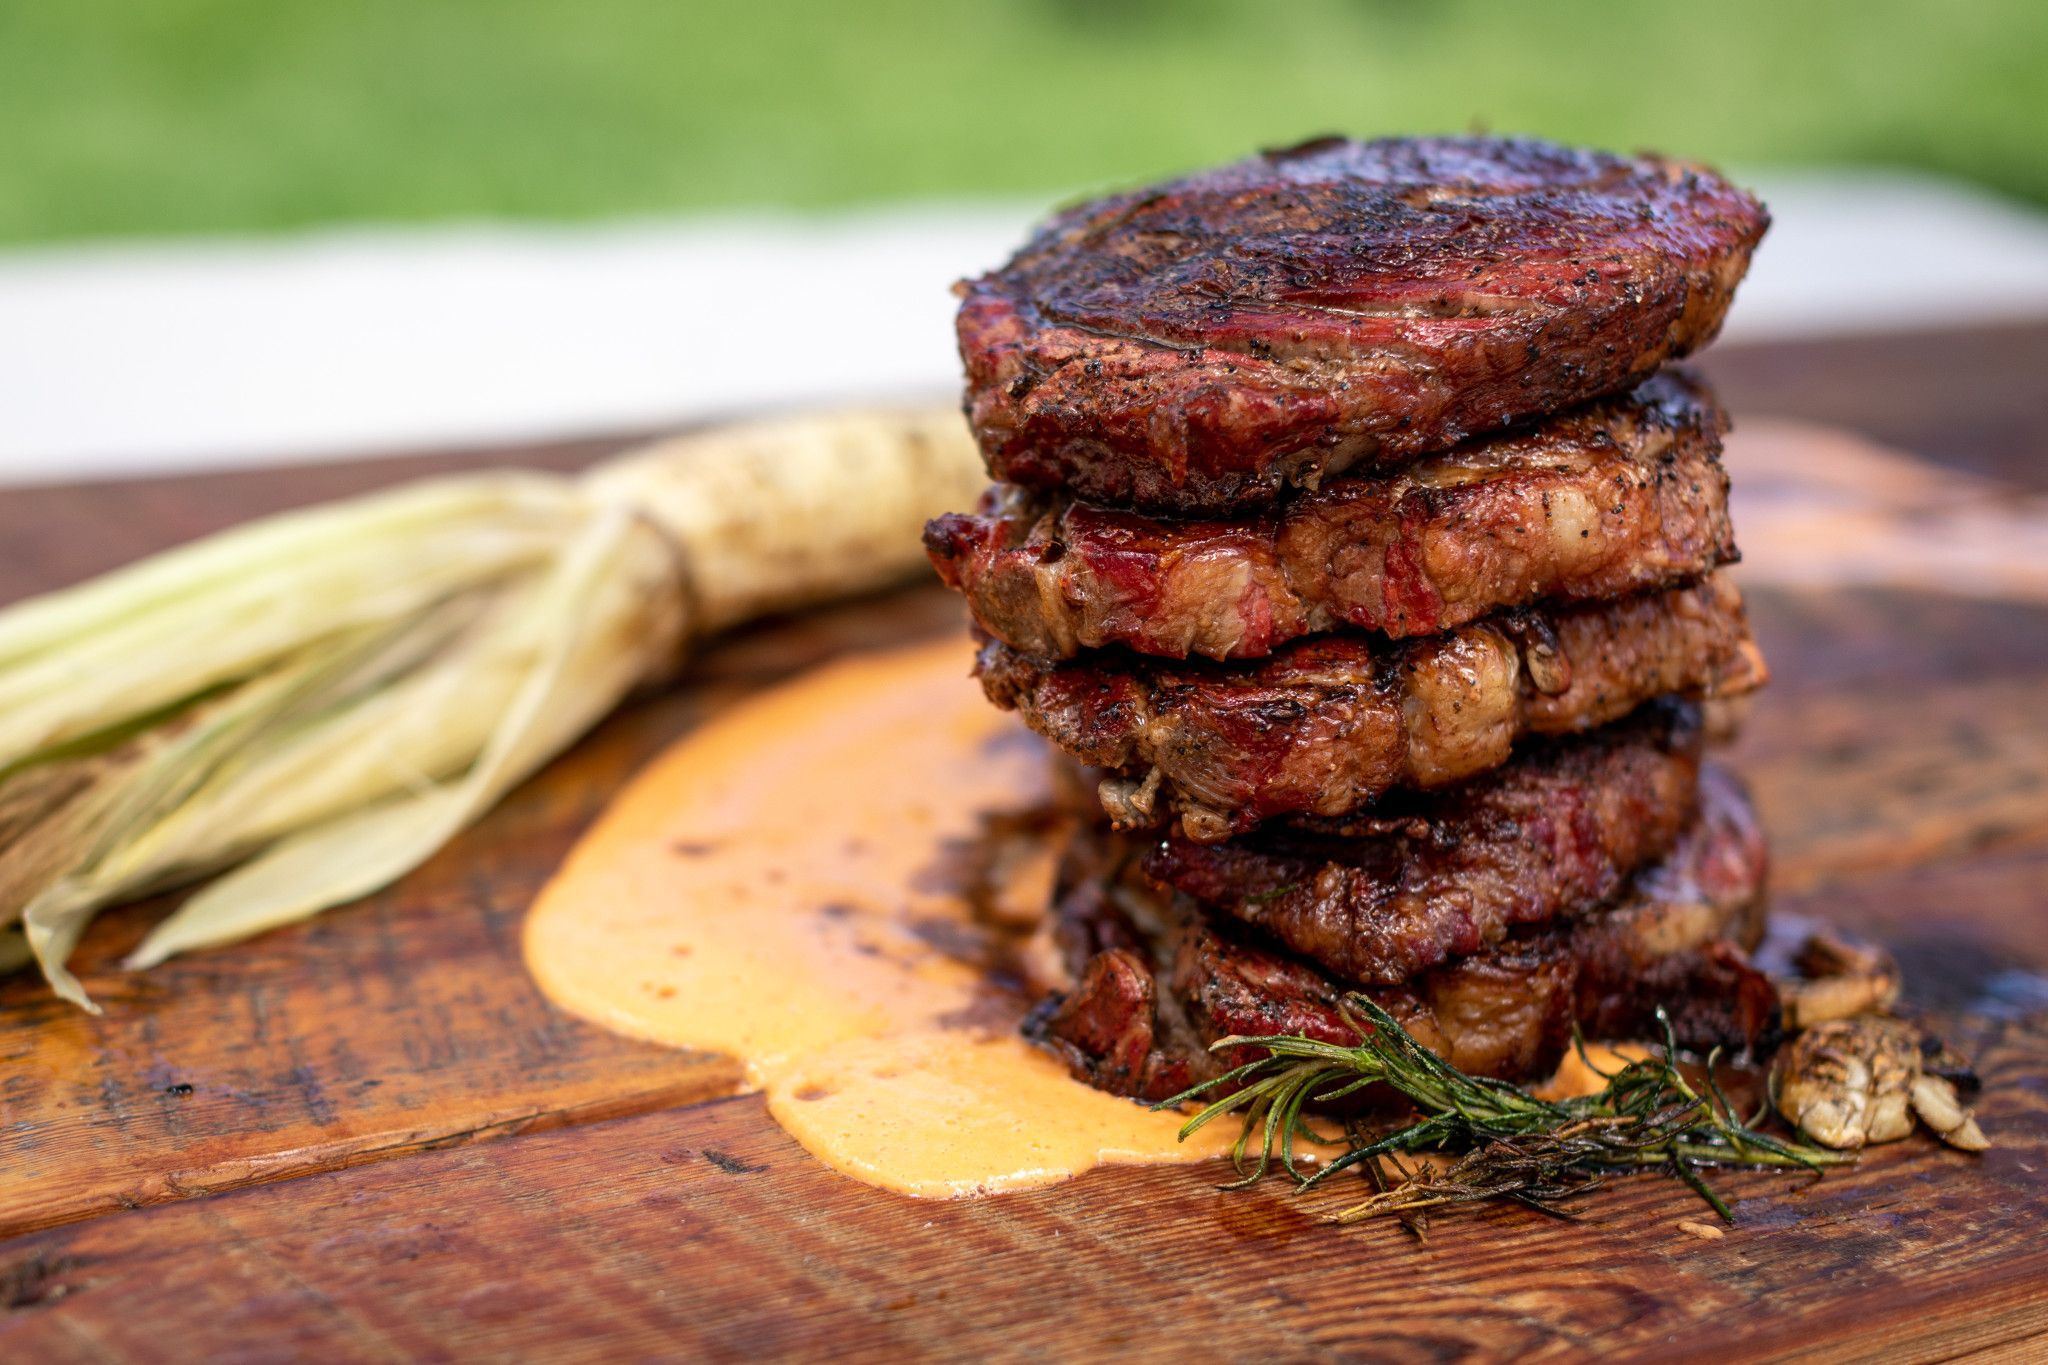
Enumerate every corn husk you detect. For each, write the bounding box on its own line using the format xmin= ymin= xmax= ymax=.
xmin=0 ymin=406 xmax=984 ymax=1008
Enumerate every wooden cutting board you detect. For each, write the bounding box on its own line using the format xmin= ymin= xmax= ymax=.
xmin=2 ymin=329 xmax=2046 ymax=1362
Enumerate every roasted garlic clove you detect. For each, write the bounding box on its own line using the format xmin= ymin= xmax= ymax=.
xmin=1778 ymin=929 xmax=1901 ymax=1030
xmin=1909 ymin=1073 xmax=1991 ymax=1152
xmin=1778 ymin=1016 xmax=1991 ymax=1151
xmin=1777 ymin=1017 xmax=1920 ymax=1149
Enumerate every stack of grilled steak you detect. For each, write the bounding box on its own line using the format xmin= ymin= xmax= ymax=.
xmin=924 ymin=136 xmax=1778 ymax=1100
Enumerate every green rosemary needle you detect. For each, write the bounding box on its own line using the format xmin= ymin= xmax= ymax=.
xmin=1155 ymin=995 xmax=1850 ymax=1227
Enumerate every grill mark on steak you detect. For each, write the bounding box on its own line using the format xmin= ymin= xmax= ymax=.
xmin=975 ymin=573 xmax=1765 ymax=839
xmin=926 ymin=371 xmax=1735 ymax=660
xmin=1030 ymin=764 xmax=1775 ymax=1100
xmin=960 ymin=136 xmax=1768 ymax=513
xmin=1143 ymin=703 xmax=1703 ymax=984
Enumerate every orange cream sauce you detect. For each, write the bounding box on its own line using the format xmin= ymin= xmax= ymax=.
xmin=523 ymin=637 xmax=1235 ymax=1198
xmin=1532 ymin=1042 xmax=1655 ymax=1101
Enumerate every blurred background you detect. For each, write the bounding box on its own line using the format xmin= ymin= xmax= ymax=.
xmin=3 ymin=0 xmax=2047 ymax=480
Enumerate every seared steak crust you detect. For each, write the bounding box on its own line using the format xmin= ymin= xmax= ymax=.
xmin=927 ymin=372 xmax=1734 ymax=660
xmin=1031 ymin=765 xmax=1774 ymax=1100
xmin=976 ymin=574 xmax=1764 ymax=838
xmin=1144 ymin=703 xmax=1703 ymax=984
xmin=960 ymin=136 xmax=1767 ymax=513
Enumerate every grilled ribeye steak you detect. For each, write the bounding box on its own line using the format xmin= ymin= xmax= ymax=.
xmin=960 ymin=135 xmax=1767 ymax=513
xmin=1144 ymin=702 xmax=1702 ymax=983
xmin=927 ymin=371 xmax=1734 ymax=660
xmin=976 ymin=574 xmax=1764 ymax=839
xmin=1032 ymin=765 xmax=1773 ymax=1100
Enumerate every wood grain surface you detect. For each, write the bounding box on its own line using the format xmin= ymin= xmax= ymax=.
xmin=1 ymin=325 xmax=2046 ymax=1362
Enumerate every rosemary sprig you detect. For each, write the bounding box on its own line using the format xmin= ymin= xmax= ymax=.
xmin=1156 ymin=995 xmax=1850 ymax=1227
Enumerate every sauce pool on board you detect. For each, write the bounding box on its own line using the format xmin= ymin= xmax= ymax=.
xmin=523 ymin=636 xmax=1235 ymax=1197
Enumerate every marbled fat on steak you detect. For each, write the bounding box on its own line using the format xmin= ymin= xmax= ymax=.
xmin=1143 ymin=702 xmax=1704 ymax=984
xmin=976 ymin=573 xmax=1765 ymax=839
xmin=928 ymin=371 xmax=1734 ymax=661
xmin=1030 ymin=763 xmax=1775 ymax=1100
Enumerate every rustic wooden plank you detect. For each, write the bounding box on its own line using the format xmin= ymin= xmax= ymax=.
xmin=1777 ymin=846 xmax=2048 ymax=1009
xmin=1738 ymin=664 xmax=2048 ymax=892
xmin=2 ymin=576 xmax=2041 ymax=1243
xmin=0 ymin=576 xmax=2041 ymax=1356
xmin=1702 ymin=320 xmax=2048 ymax=492
xmin=0 ymin=577 xmax=958 ymax=1238
xmin=0 ymin=435 xmax=619 ymax=603
xmin=0 ymin=991 xmax=2040 ymax=1364
xmin=0 ymin=416 xmax=992 ymax=1240
xmin=1730 ymin=579 xmax=2048 ymax=896
xmin=0 ymin=325 xmax=2041 ymax=1357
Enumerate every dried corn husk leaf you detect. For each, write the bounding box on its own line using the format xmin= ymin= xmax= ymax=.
xmin=121 ymin=505 xmax=680 ymax=973
xmin=0 ymin=477 xmax=577 ymax=771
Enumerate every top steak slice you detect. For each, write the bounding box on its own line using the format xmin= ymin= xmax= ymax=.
xmin=927 ymin=370 xmax=1733 ymax=660
xmin=960 ymin=135 xmax=1768 ymax=513
xmin=976 ymin=573 xmax=1765 ymax=839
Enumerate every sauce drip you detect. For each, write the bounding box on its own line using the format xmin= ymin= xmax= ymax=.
xmin=523 ymin=637 xmax=1232 ymax=1197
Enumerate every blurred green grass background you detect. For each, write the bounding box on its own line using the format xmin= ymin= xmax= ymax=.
xmin=2 ymin=0 xmax=2044 ymax=245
